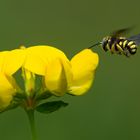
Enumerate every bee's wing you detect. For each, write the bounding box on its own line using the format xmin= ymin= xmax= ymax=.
xmin=111 ymin=27 xmax=133 ymax=37
xmin=128 ymin=34 xmax=140 ymax=45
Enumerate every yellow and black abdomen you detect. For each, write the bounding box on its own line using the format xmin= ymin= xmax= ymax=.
xmin=102 ymin=37 xmax=137 ymax=57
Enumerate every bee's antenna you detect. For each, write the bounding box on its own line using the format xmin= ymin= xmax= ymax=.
xmin=88 ymin=42 xmax=102 ymax=49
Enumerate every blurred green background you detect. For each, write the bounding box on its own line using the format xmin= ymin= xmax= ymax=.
xmin=0 ymin=0 xmax=140 ymax=140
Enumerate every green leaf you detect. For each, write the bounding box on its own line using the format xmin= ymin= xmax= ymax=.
xmin=36 ymin=100 xmax=68 ymax=114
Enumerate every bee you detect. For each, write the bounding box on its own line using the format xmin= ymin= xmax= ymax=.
xmin=89 ymin=28 xmax=140 ymax=57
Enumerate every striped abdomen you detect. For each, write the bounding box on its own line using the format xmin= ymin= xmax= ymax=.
xmin=102 ymin=37 xmax=137 ymax=57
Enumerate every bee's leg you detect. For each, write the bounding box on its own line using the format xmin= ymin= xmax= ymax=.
xmin=123 ymin=49 xmax=130 ymax=57
xmin=118 ymin=52 xmax=122 ymax=55
xmin=126 ymin=53 xmax=130 ymax=57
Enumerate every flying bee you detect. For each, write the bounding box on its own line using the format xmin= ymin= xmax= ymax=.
xmin=89 ymin=28 xmax=140 ymax=57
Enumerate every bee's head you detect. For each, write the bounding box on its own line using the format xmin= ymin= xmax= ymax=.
xmin=88 ymin=36 xmax=110 ymax=49
xmin=101 ymin=36 xmax=111 ymax=47
xmin=101 ymin=36 xmax=112 ymax=51
xmin=102 ymin=36 xmax=110 ymax=44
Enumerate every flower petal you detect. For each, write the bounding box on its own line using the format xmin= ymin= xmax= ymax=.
xmin=0 ymin=49 xmax=26 ymax=75
xmin=0 ymin=73 xmax=16 ymax=111
xmin=0 ymin=51 xmax=9 ymax=72
xmin=24 ymin=46 xmax=69 ymax=75
xmin=45 ymin=58 xmax=67 ymax=96
xmin=69 ymin=49 xmax=99 ymax=95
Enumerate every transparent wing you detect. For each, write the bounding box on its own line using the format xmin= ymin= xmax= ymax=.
xmin=128 ymin=34 xmax=140 ymax=45
xmin=111 ymin=27 xmax=133 ymax=37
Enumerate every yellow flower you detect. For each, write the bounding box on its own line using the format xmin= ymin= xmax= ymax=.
xmin=23 ymin=45 xmax=70 ymax=75
xmin=0 ymin=49 xmax=26 ymax=75
xmin=0 ymin=45 xmax=99 ymax=110
xmin=69 ymin=49 xmax=99 ymax=95
xmin=23 ymin=45 xmax=73 ymax=96
xmin=0 ymin=73 xmax=17 ymax=111
xmin=0 ymin=49 xmax=25 ymax=111
xmin=23 ymin=46 xmax=99 ymax=96
xmin=0 ymin=45 xmax=99 ymax=111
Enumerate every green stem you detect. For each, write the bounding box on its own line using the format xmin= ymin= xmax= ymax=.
xmin=26 ymin=109 xmax=37 ymax=140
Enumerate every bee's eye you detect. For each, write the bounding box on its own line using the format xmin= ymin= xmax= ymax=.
xmin=103 ymin=37 xmax=109 ymax=42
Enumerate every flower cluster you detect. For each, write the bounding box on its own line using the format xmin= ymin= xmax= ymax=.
xmin=0 ymin=45 xmax=99 ymax=112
